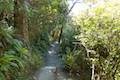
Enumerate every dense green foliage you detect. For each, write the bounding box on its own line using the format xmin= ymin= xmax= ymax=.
xmin=75 ymin=1 xmax=120 ymax=80
xmin=0 ymin=0 xmax=120 ymax=80
xmin=0 ymin=21 xmax=40 ymax=80
xmin=0 ymin=0 xmax=68 ymax=80
xmin=62 ymin=1 xmax=120 ymax=80
xmin=59 ymin=17 xmax=91 ymax=80
xmin=0 ymin=0 xmax=60 ymax=79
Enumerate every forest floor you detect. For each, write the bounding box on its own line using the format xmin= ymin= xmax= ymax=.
xmin=33 ymin=42 xmax=78 ymax=80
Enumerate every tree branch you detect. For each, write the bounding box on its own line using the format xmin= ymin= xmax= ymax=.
xmin=67 ymin=0 xmax=82 ymax=15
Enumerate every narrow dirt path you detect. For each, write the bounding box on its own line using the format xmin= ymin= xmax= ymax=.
xmin=33 ymin=42 xmax=78 ymax=80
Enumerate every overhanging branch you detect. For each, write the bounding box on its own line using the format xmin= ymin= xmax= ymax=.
xmin=67 ymin=0 xmax=83 ymax=15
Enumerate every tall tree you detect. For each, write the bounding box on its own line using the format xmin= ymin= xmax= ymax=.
xmin=58 ymin=0 xmax=80 ymax=43
xmin=14 ymin=0 xmax=29 ymax=45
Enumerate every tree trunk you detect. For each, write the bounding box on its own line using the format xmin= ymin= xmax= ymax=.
xmin=14 ymin=0 xmax=29 ymax=45
xmin=58 ymin=24 xmax=63 ymax=43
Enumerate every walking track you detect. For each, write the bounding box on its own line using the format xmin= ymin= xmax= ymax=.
xmin=34 ymin=42 xmax=78 ymax=80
